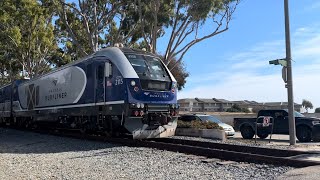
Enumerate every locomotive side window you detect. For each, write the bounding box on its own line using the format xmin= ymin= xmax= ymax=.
xmin=97 ymin=65 xmax=104 ymax=79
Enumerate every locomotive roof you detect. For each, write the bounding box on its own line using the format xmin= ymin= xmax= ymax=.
xmin=17 ymin=47 xmax=141 ymax=84
xmin=119 ymin=48 xmax=156 ymax=56
xmin=16 ymin=46 xmax=175 ymax=86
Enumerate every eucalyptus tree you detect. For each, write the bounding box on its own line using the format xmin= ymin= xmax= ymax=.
xmin=0 ymin=0 xmax=57 ymax=79
xmin=54 ymin=0 xmax=125 ymax=57
xmin=136 ymin=0 xmax=239 ymax=69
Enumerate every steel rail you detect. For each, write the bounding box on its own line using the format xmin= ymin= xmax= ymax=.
xmin=151 ymin=138 xmax=315 ymax=157
xmin=49 ymin=131 xmax=320 ymax=168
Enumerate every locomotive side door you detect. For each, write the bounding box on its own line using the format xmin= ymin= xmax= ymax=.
xmin=95 ymin=60 xmax=105 ymax=103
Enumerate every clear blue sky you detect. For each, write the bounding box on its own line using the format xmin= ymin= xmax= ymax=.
xmin=157 ymin=0 xmax=320 ymax=112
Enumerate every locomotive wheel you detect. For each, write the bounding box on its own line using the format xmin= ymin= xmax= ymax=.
xmin=25 ymin=121 xmax=31 ymax=129
xmin=80 ymin=126 xmax=87 ymax=134
xmin=103 ymin=130 xmax=111 ymax=137
xmin=31 ymin=122 xmax=38 ymax=130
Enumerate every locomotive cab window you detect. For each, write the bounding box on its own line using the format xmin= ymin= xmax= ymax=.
xmin=125 ymin=54 xmax=171 ymax=91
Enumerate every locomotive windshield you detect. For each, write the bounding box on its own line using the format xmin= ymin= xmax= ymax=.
xmin=125 ymin=54 xmax=171 ymax=91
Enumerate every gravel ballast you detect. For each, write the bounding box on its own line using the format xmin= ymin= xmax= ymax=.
xmin=0 ymin=128 xmax=293 ymax=180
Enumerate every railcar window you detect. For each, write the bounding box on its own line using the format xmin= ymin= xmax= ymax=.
xmin=149 ymin=59 xmax=163 ymax=72
xmin=127 ymin=55 xmax=148 ymax=74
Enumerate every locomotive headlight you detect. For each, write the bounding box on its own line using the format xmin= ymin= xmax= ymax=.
xmin=136 ymin=103 xmax=141 ymax=108
xmin=131 ymin=80 xmax=136 ymax=86
xmin=140 ymin=103 xmax=144 ymax=108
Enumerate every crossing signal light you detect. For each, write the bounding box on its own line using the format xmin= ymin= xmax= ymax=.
xmin=269 ymin=59 xmax=287 ymax=66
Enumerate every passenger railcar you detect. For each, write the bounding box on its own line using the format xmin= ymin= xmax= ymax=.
xmin=0 ymin=47 xmax=178 ymax=139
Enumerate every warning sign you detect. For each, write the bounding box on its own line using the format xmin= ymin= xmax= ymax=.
xmin=263 ymin=117 xmax=270 ymax=127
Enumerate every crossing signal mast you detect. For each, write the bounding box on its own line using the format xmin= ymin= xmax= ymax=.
xmin=268 ymin=0 xmax=296 ymax=145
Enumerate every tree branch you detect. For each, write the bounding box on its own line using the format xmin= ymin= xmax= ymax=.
xmin=138 ymin=0 xmax=151 ymax=51
xmin=169 ymin=0 xmax=240 ymax=70
xmin=58 ymin=0 xmax=88 ymax=56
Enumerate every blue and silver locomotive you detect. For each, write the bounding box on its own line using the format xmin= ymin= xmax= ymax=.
xmin=0 ymin=47 xmax=178 ymax=139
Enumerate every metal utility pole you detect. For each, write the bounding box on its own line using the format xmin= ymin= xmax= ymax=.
xmin=284 ymin=0 xmax=296 ymax=145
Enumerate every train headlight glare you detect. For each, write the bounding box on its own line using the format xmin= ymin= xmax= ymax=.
xmin=136 ymin=103 xmax=141 ymax=108
xmin=140 ymin=103 xmax=144 ymax=108
xmin=131 ymin=80 xmax=136 ymax=86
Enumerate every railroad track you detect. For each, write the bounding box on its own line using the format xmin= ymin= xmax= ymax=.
xmin=148 ymin=138 xmax=320 ymax=167
xmin=3 ymin=127 xmax=320 ymax=168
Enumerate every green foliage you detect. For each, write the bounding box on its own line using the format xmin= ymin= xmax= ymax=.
xmin=159 ymin=55 xmax=189 ymax=90
xmin=0 ymin=0 xmax=57 ymax=78
xmin=0 ymin=0 xmax=239 ymax=89
xmin=168 ymin=60 xmax=189 ymax=90
xmin=227 ymin=104 xmax=250 ymax=113
xmin=54 ymin=0 xmax=123 ymax=59
xmin=302 ymin=99 xmax=313 ymax=113
xmin=315 ymin=108 xmax=320 ymax=113
xmin=177 ymin=120 xmax=222 ymax=130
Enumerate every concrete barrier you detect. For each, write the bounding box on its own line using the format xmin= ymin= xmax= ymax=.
xmin=175 ymin=128 xmax=226 ymax=141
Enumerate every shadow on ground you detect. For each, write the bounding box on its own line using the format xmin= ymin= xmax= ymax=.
xmin=0 ymin=128 xmax=124 ymax=154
